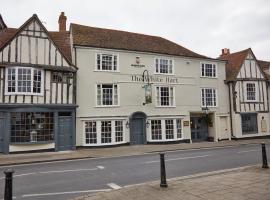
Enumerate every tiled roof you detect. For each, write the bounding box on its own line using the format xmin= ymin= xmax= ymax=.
xmin=71 ymin=23 xmax=210 ymax=59
xmin=219 ymin=48 xmax=250 ymax=81
xmin=258 ymin=60 xmax=270 ymax=71
xmin=0 ymin=27 xmax=72 ymax=64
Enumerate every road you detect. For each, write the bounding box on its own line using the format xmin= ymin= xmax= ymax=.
xmin=0 ymin=143 xmax=269 ymax=200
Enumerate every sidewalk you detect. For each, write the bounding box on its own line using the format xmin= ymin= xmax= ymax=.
xmin=75 ymin=166 xmax=270 ymax=200
xmin=0 ymin=138 xmax=269 ymax=166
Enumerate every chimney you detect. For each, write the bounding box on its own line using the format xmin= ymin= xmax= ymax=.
xmin=58 ymin=12 xmax=67 ymax=31
xmin=221 ymin=48 xmax=230 ymax=56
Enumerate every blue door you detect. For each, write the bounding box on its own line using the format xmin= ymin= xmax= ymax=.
xmin=190 ymin=117 xmax=208 ymax=142
xmin=130 ymin=112 xmax=146 ymax=145
xmin=0 ymin=118 xmax=4 ymax=152
xmin=58 ymin=116 xmax=73 ymax=151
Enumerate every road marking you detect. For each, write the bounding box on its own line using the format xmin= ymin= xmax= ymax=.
xmin=237 ymin=149 xmax=259 ymax=154
xmin=97 ymin=165 xmax=105 ymax=169
xmin=107 ymin=183 xmax=122 ymax=189
xmin=145 ymin=154 xmax=211 ymax=164
xmin=21 ymin=189 xmax=112 ymax=198
xmin=39 ymin=168 xmax=99 ymax=174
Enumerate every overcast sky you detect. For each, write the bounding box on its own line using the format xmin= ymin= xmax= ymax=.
xmin=1 ymin=0 xmax=270 ymax=60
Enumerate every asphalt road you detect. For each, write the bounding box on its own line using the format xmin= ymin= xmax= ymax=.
xmin=0 ymin=143 xmax=269 ymax=200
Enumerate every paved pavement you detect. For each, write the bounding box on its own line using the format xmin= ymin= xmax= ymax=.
xmin=75 ymin=166 xmax=270 ymax=200
xmin=1 ymin=138 xmax=270 ymax=166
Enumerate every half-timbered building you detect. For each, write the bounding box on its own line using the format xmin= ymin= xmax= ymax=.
xmin=221 ymin=48 xmax=270 ymax=138
xmin=0 ymin=13 xmax=77 ymax=153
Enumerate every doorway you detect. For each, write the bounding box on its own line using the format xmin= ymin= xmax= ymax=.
xmin=190 ymin=116 xmax=208 ymax=142
xmin=130 ymin=112 xmax=147 ymax=145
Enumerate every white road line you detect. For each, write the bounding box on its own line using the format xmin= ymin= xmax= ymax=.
xmin=145 ymin=154 xmax=211 ymax=164
xmin=237 ymin=149 xmax=259 ymax=154
xmin=39 ymin=168 xmax=99 ymax=174
xmin=97 ymin=165 xmax=105 ymax=169
xmin=21 ymin=189 xmax=112 ymax=198
xmin=107 ymin=183 xmax=122 ymax=189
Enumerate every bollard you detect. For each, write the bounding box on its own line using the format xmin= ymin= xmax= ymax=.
xmin=261 ymin=143 xmax=269 ymax=169
xmin=4 ymin=169 xmax=14 ymax=200
xmin=160 ymin=153 xmax=168 ymax=188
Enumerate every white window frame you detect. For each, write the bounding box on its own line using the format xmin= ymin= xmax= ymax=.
xmin=200 ymin=62 xmax=217 ymax=78
xmin=155 ymin=86 xmax=175 ymax=107
xmin=5 ymin=67 xmax=44 ymax=96
xmin=245 ymin=82 xmax=257 ymax=102
xmin=95 ymin=83 xmax=120 ymax=107
xmin=83 ymin=119 xmax=126 ymax=146
xmin=201 ymin=88 xmax=218 ymax=107
xmin=95 ymin=52 xmax=119 ymax=72
xmin=155 ymin=58 xmax=174 ymax=75
xmin=148 ymin=118 xmax=183 ymax=142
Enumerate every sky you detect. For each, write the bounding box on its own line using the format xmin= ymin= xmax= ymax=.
xmin=1 ymin=0 xmax=270 ymax=60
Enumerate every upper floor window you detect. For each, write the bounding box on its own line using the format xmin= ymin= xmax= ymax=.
xmin=201 ymin=88 xmax=217 ymax=107
xmin=156 ymin=86 xmax=175 ymax=107
xmin=6 ymin=67 xmax=43 ymax=95
xmin=52 ymin=72 xmax=68 ymax=83
xmin=155 ymin=58 xmax=173 ymax=74
xmin=201 ymin=63 xmax=217 ymax=77
xmin=96 ymin=84 xmax=119 ymax=106
xmin=96 ymin=53 xmax=118 ymax=71
xmin=246 ymin=83 xmax=256 ymax=101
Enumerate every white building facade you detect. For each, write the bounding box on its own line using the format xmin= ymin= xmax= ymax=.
xmin=71 ymin=24 xmax=231 ymax=147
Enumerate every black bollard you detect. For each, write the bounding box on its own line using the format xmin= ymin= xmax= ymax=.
xmin=160 ymin=153 xmax=168 ymax=188
xmin=261 ymin=143 xmax=269 ymax=169
xmin=4 ymin=169 xmax=14 ymax=200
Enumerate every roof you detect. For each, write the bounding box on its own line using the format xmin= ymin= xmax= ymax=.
xmin=0 ymin=16 xmax=72 ymax=64
xmin=71 ymin=23 xmax=210 ymax=59
xmin=219 ymin=48 xmax=250 ymax=81
xmin=258 ymin=60 xmax=270 ymax=71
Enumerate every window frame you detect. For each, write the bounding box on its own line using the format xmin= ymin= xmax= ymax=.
xmin=245 ymin=82 xmax=257 ymax=102
xmin=155 ymin=86 xmax=175 ymax=107
xmin=95 ymin=83 xmax=120 ymax=107
xmin=200 ymin=62 xmax=217 ymax=78
xmin=95 ymin=52 xmax=119 ymax=72
xmin=201 ymin=88 xmax=218 ymax=107
xmin=241 ymin=113 xmax=258 ymax=135
xmin=5 ymin=67 xmax=44 ymax=96
xmin=154 ymin=58 xmax=174 ymax=75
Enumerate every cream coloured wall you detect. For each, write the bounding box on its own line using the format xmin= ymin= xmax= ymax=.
xmin=75 ymin=47 xmax=230 ymax=145
xmin=9 ymin=143 xmax=55 ymax=152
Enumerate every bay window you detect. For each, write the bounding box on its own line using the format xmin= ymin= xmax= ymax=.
xmin=6 ymin=67 xmax=43 ymax=95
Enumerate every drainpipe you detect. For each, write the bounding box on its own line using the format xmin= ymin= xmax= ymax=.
xmin=228 ymin=82 xmax=234 ymax=138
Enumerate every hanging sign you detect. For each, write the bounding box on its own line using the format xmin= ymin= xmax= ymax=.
xmin=144 ymin=84 xmax=152 ymax=104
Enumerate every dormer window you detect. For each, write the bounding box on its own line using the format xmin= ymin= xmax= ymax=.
xmin=5 ymin=67 xmax=43 ymax=95
xmin=96 ymin=53 xmax=118 ymax=71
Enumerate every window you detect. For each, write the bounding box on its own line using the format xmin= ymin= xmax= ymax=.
xmin=246 ymin=83 xmax=256 ymax=101
xmin=115 ymin=121 xmax=123 ymax=142
xmin=155 ymin=58 xmax=173 ymax=74
xmin=85 ymin=121 xmax=97 ymax=144
xmin=84 ymin=120 xmax=125 ymax=145
xmin=150 ymin=118 xmax=182 ymax=141
xmin=201 ymin=63 xmax=217 ymax=77
xmin=52 ymin=72 xmax=68 ymax=83
xmin=151 ymin=120 xmax=162 ymax=140
xmin=6 ymin=67 xmax=43 ymax=95
xmin=10 ymin=112 xmax=54 ymax=143
xmin=176 ymin=119 xmax=182 ymax=139
xmin=96 ymin=53 xmax=118 ymax=71
xmin=165 ymin=119 xmax=174 ymax=139
xmin=156 ymin=86 xmax=174 ymax=106
xmin=201 ymin=88 xmax=217 ymax=107
xmin=241 ymin=113 xmax=258 ymax=134
xmin=96 ymin=84 xmax=119 ymax=106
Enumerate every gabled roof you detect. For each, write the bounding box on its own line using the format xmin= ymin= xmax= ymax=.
xmin=71 ymin=23 xmax=210 ymax=59
xmin=258 ymin=60 xmax=270 ymax=71
xmin=220 ymin=48 xmax=250 ymax=81
xmin=0 ymin=14 xmax=73 ymax=66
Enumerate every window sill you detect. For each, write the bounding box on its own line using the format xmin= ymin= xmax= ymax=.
xmin=155 ymin=106 xmax=176 ymax=108
xmin=94 ymin=105 xmax=120 ymax=108
xmin=83 ymin=141 xmax=126 ymax=146
xmin=93 ymin=70 xmax=120 ymax=73
xmin=200 ymin=76 xmax=218 ymax=79
xmin=148 ymin=138 xmax=184 ymax=142
xmin=10 ymin=141 xmax=54 ymax=145
xmin=5 ymin=93 xmax=44 ymax=96
xmin=154 ymin=73 xmax=175 ymax=76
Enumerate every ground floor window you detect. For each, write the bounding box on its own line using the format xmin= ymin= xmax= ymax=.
xmin=10 ymin=112 xmax=54 ymax=143
xmin=241 ymin=113 xmax=258 ymax=134
xmin=84 ymin=120 xmax=125 ymax=145
xmin=150 ymin=118 xmax=182 ymax=141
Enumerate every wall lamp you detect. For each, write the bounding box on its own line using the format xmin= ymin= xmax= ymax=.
xmin=126 ymin=121 xmax=130 ymax=129
xmin=146 ymin=120 xmax=150 ymax=128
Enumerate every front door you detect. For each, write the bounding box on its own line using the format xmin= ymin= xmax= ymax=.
xmin=58 ymin=116 xmax=73 ymax=151
xmin=219 ymin=116 xmax=229 ymax=140
xmin=190 ymin=117 xmax=208 ymax=142
xmin=0 ymin=118 xmax=4 ymax=152
xmin=130 ymin=112 xmax=146 ymax=145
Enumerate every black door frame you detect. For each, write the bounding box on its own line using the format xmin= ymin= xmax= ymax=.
xmin=129 ymin=112 xmax=147 ymax=145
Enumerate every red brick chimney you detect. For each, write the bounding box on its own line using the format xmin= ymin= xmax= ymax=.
xmin=221 ymin=48 xmax=230 ymax=56
xmin=58 ymin=12 xmax=67 ymax=31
